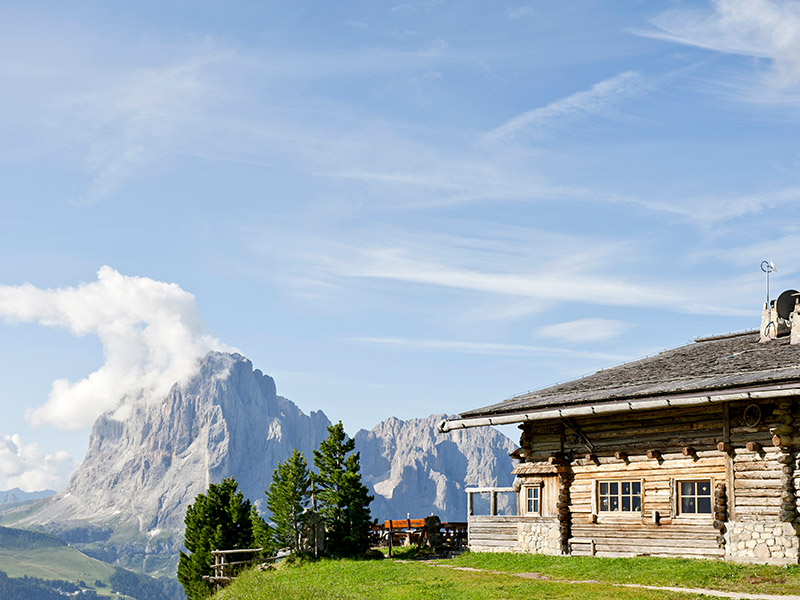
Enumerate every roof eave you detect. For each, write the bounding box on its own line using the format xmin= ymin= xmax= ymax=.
xmin=438 ymin=383 xmax=800 ymax=433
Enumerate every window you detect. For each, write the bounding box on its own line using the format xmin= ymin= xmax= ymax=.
xmin=598 ymin=480 xmax=641 ymax=512
xmin=678 ymin=480 xmax=712 ymax=515
xmin=526 ymin=486 xmax=540 ymax=514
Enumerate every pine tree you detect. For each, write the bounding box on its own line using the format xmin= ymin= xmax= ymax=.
xmin=250 ymin=505 xmax=276 ymax=560
xmin=265 ymin=448 xmax=312 ymax=555
xmin=177 ymin=477 xmax=255 ymax=600
xmin=312 ymin=422 xmax=374 ymax=556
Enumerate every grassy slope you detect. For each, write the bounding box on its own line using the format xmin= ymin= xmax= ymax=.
xmin=213 ymin=558 xmax=704 ymax=600
xmin=0 ymin=526 xmax=130 ymax=598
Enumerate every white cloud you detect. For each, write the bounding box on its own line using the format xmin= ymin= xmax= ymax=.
xmin=645 ymin=0 xmax=800 ymax=100
xmin=353 ymin=336 xmax=625 ymax=361
xmin=256 ymin=225 xmax=757 ymax=318
xmin=334 ymin=245 xmax=691 ymax=311
xmin=538 ymin=318 xmax=629 ymax=343
xmin=0 ymin=434 xmax=75 ymax=492
xmin=485 ymin=71 xmax=647 ymax=142
xmin=0 ymin=267 xmax=231 ymax=430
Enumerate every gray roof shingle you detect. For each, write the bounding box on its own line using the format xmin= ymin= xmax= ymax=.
xmin=460 ymin=330 xmax=800 ymax=419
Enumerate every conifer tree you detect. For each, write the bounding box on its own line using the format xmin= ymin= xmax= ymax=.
xmin=312 ymin=422 xmax=374 ymax=556
xmin=265 ymin=448 xmax=312 ymax=554
xmin=177 ymin=477 xmax=255 ymax=600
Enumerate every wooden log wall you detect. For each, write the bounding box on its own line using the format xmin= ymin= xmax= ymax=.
xmin=467 ymin=515 xmax=521 ymax=551
xmin=516 ymin=399 xmax=790 ymax=560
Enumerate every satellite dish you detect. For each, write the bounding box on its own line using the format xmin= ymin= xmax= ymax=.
xmin=776 ymin=289 xmax=799 ymax=319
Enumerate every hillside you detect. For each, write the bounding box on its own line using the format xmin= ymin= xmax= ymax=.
xmin=0 ymin=525 xmax=181 ymax=599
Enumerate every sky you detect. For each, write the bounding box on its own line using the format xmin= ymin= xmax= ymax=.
xmin=2 ymin=0 xmax=800 ymax=491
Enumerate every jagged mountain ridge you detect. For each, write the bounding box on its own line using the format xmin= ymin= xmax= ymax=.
xmin=21 ymin=352 xmax=331 ymax=537
xmin=7 ymin=351 xmax=515 ymax=570
xmin=0 ymin=488 xmax=55 ymax=505
xmin=357 ymin=414 xmax=515 ymax=520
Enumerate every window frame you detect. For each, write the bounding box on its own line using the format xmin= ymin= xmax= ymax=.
xmin=595 ymin=479 xmax=643 ymax=516
xmin=524 ymin=485 xmax=541 ymax=515
xmin=674 ymin=478 xmax=714 ymax=518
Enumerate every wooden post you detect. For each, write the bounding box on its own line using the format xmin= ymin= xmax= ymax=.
xmin=723 ymin=402 xmax=735 ymax=521
xmin=467 ymin=491 xmax=473 ymax=516
xmin=388 ymin=521 xmax=393 ymax=557
xmin=490 ymin=490 xmax=497 ymax=516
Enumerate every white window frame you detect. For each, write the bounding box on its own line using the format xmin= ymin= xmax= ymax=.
xmin=524 ymin=485 xmax=541 ymax=515
xmin=596 ymin=479 xmax=643 ymax=514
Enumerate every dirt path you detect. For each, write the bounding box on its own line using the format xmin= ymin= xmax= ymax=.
xmin=424 ymin=563 xmax=800 ymax=600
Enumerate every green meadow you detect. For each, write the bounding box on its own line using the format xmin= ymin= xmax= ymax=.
xmin=213 ymin=551 xmax=800 ymax=600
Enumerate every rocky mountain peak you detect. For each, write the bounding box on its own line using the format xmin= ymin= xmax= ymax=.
xmin=7 ymin=352 xmax=515 ymax=572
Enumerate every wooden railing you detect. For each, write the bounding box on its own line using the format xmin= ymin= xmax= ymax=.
xmin=203 ymin=548 xmax=266 ymax=590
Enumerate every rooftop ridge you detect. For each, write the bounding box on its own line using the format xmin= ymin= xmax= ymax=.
xmin=694 ymin=330 xmax=759 ymax=343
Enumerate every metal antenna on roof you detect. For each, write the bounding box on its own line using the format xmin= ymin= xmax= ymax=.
xmin=761 ymin=260 xmax=777 ymax=304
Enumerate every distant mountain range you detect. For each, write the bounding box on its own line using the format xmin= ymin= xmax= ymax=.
xmin=0 ymin=488 xmax=55 ymax=505
xmin=2 ymin=352 xmax=515 ymax=574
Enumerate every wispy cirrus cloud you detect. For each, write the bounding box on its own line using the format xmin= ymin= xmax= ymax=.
xmin=642 ymin=0 xmax=800 ymax=102
xmin=352 ymin=336 xmax=626 ymax=361
xmin=59 ymin=51 xmax=233 ymax=203
xmin=256 ymin=224 xmax=756 ymax=318
xmin=538 ymin=318 xmax=629 ymax=343
xmin=484 ymin=70 xmax=647 ymax=143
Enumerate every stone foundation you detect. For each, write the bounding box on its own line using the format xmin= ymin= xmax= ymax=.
xmin=725 ymin=521 xmax=799 ymax=565
xmin=517 ymin=519 xmax=562 ymax=555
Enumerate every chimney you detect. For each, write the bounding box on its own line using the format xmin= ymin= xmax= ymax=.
xmin=791 ymin=298 xmax=800 ymax=345
xmin=760 ymin=300 xmax=788 ymax=342
xmin=761 ymin=289 xmax=800 ymax=343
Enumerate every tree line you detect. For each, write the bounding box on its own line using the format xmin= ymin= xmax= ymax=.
xmin=177 ymin=422 xmax=374 ymax=599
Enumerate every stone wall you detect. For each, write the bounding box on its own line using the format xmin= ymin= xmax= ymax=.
xmin=725 ymin=522 xmax=799 ymax=565
xmin=517 ymin=518 xmax=562 ymax=555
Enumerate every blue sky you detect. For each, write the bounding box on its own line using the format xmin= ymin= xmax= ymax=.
xmin=2 ymin=0 xmax=800 ymax=491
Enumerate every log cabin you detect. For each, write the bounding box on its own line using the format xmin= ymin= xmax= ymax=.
xmin=440 ymin=292 xmax=800 ymax=564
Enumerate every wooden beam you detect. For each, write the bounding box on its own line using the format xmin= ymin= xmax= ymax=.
xmin=745 ymin=441 xmax=762 ymax=452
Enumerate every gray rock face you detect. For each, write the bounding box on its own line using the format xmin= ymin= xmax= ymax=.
xmin=355 ymin=415 xmax=516 ymax=522
xmin=8 ymin=352 xmax=515 ymax=571
xmin=17 ymin=352 xmax=331 ymax=543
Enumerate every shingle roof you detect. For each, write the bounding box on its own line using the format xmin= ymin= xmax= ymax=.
xmin=460 ymin=330 xmax=800 ymax=419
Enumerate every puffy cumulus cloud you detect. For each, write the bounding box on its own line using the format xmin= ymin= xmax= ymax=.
xmin=538 ymin=318 xmax=629 ymax=343
xmin=0 ymin=267 xmax=232 ymax=430
xmin=0 ymin=434 xmax=75 ymax=492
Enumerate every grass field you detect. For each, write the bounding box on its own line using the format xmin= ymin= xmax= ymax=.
xmin=450 ymin=552 xmax=800 ymax=595
xmin=0 ymin=526 xmax=131 ymax=598
xmin=215 ymin=553 xmax=792 ymax=600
